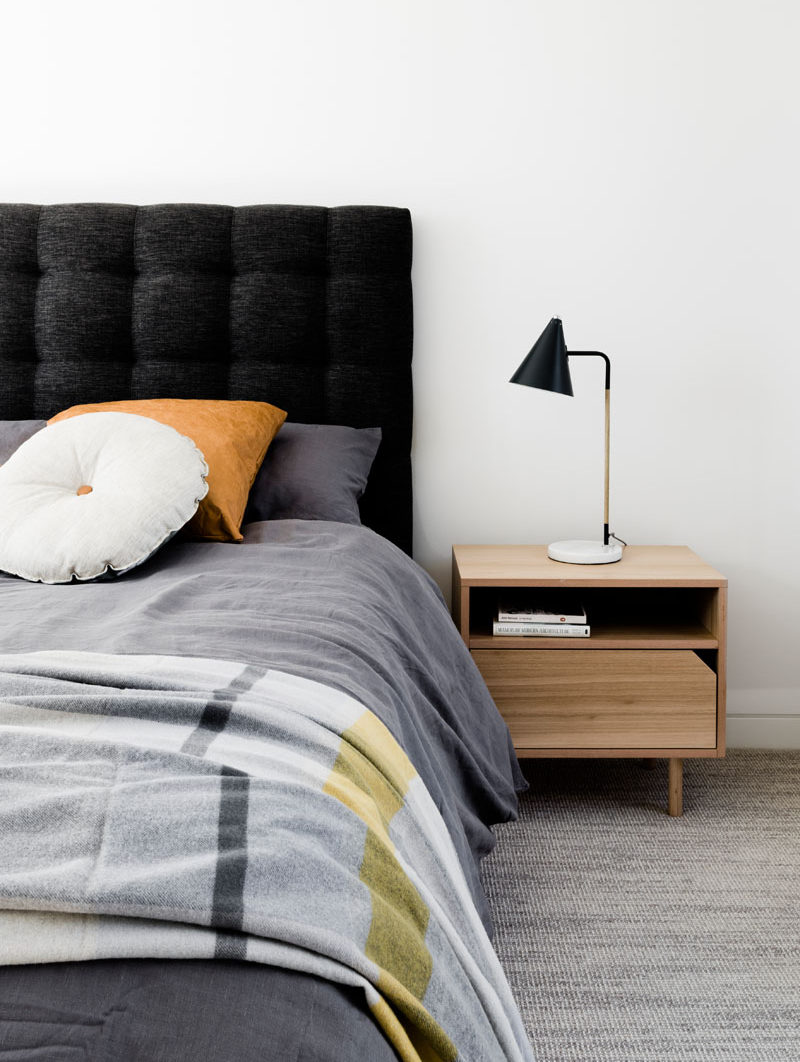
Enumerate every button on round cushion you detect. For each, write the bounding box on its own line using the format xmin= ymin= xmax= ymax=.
xmin=0 ymin=412 xmax=209 ymax=583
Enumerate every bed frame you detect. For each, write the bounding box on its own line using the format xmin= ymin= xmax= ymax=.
xmin=0 ymin=203 xmax=413 ymax=552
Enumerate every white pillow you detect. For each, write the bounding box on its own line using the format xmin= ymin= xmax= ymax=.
xmin=0 ymin=412 xmax=209 ymax=583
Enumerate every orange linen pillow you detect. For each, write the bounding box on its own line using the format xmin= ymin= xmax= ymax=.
xmin=49 ymin=399 xmax=286 ymax=542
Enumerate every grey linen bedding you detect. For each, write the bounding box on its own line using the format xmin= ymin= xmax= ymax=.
xmin=0 ymin=520 xmax=524 ymax=925
xmin=0 ymin=961 xmax=400 ymax=1062
xmin=0 ymin=520 xmax=526 ymax=1060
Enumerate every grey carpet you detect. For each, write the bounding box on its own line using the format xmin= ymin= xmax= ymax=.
xmin=482 ymin=751 xmax=800 ymax=1062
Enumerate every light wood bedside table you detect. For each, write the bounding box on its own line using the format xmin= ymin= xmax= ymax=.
xmin=452 ymin=545 xmax=727 ymax=816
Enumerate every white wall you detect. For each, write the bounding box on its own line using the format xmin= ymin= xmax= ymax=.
xmin=3 ymin=0 xmax=799 ymax=744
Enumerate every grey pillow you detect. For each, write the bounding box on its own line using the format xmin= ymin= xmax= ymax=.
xmin=245 ymin=423 xmax=381 ymax=525
xmin=0 ymin=421 xmax=47 ymax=463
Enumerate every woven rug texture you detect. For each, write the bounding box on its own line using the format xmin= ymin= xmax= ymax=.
xmin=482 ymin=751 xmax=800 ymax=1062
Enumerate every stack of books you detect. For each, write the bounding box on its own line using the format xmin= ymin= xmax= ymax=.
xmin=492 ymin=595 xmax=590 ymax=637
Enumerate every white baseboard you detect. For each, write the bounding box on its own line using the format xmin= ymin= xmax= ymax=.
xmin=725 ymin=689 xmax=800 ymax=748
xmin=727 ymin=715 xmax=800 ymax=749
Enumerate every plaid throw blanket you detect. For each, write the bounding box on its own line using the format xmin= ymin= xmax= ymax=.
xmin=0 ymin=651 xmax=533 ymax=1062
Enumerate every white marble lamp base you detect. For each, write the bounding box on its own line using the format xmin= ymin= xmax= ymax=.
xmin=547 ymin=539 xmax=623 ymax=564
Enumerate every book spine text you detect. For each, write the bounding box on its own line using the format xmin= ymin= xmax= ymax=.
xmin=492 ymin=622 xmax=590 ymax=637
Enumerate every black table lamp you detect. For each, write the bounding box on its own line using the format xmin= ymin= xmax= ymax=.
xmin=510 ymin=317 xmax=623 ymax=564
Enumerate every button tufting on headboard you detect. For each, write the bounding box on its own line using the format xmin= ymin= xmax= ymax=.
xmin=0 ymin=203 xmax=413 ymax=553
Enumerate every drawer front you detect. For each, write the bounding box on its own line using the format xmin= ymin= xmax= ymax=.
xmin=472 ymin=649 xmax=717 ymax=749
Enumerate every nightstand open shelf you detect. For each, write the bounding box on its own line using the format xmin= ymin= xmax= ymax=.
xmin=452 ymin=545 xmax=727 ymax=816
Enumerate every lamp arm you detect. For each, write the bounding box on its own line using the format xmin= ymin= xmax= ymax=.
xmin=567 ymin=351 xmax=611 ymax=388
xmin=566 ymin=352 xmax=611 ymax=546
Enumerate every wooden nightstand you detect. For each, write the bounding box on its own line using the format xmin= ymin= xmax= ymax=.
xmin=452 ymin=545 xmax=727 ymax=816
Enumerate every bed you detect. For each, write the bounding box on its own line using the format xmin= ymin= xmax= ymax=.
xmin=0 ymin=203 xmax=531 ymax=1062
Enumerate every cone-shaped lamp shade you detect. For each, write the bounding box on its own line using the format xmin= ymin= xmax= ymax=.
xmin=510 ymin=317 xmax=573 ymax=396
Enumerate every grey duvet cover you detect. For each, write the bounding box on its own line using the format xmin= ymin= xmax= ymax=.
xmin=0 ymin=520 xmax=525 ymax=1061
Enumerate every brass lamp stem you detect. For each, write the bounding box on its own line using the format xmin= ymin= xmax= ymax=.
xmin=567 ymin=352 xmax=612 ymax=546
xmin=604 ymin=385 xmax=610 ymax=546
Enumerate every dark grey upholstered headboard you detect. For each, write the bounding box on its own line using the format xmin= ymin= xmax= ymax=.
xmin=0 ymin=203 xmax=414 ymax=553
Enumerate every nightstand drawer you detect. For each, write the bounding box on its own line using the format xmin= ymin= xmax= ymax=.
xmin=473 ymin=649 xmax=717 ymax=750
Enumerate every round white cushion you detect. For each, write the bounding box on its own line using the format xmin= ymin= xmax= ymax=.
xmin=0 ymin=412 xmax=209 ymax=583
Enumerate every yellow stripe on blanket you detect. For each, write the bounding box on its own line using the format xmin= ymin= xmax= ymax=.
xmin=323 ymin=710 xmax=458 ymax=1062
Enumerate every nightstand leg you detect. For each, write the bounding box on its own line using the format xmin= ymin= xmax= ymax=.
xmin=668 ymin=758 xmax=683 ymax=817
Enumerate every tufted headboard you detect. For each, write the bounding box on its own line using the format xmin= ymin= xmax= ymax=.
xmin=0 ymin=203 xmax=414 ymax=553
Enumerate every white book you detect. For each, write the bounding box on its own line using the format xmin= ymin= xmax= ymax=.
xmin=496 ymin=597 xmax=587 ymax=624
xmin=492 ymin=621 xmax=590 ymax=637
